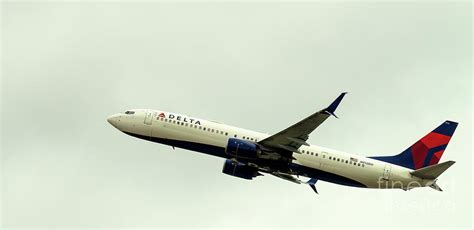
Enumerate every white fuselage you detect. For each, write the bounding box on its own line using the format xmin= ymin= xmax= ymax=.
xmin=107 ymin=109 xmax=432 ymax=190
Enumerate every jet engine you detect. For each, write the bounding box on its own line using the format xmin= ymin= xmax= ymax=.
xmin=222 ymin=159 xmax=260 ymax=180
xmin=225 ymin=138 xmax=259 ymax=159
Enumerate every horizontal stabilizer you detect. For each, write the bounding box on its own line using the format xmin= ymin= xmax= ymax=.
xmin=429 ymin=180 xmax=443 ymax=192
xmin=410 ymin=161 xmax=455 ymax=180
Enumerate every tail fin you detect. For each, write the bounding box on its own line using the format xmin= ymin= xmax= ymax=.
xmin=370 ymin=120 xmax=458 ymax=170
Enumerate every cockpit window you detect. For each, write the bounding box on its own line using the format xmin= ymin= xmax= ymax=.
xmin=124 ymin=111 xmax=135 ymax=115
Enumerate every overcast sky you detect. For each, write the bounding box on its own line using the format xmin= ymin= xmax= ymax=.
xmin=2 ymin=1 xmax=472 ymax=229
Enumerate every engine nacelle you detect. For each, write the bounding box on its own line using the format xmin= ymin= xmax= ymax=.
xmin=225 ymin=138 xmax=258 ymax=159
xmin=222 ymin=159 xmax=260 ymax=180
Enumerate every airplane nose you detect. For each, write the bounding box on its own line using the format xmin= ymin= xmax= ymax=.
xmin=107 ymin=114 xmax=121 ymax=128
xmin=107 ymin=116 xmax=114 ymax=125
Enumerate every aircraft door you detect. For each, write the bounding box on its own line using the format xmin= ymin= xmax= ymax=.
xmin=319 ymin=151 xmax=329 ymax=169
xmin=144 ymin=110 xmax=154 ymax=125
xmin=383 ymin=164 xmax=391 ymax=180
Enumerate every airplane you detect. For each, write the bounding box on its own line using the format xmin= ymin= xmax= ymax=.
xmin=107 ymin=93 xmax=458 ymax=194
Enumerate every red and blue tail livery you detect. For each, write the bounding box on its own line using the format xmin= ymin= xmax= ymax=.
xmin=370 ymin=121 xmax=458 ymax=170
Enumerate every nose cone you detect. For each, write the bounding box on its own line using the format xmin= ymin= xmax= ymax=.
xmin=107 ymin=114 xmax=121 ymax=129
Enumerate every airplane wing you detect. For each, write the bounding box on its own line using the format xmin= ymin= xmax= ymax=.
xmin=257 ymin=93 xmax=347 ymax=154
xmin=266 ymin=171 xmax=320 ymax=194
xmin=269 ymin=171 xmax=302 ymax=184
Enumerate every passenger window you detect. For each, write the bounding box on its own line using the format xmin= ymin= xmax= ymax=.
xmin=329 ymin=157 xmax=332 ymax=160
xmin=225 ymin=132 xmax=228 ymax=135
xmin=203 ymin=127 xmax=206 ymax=131
xmin=234 ymin=134 xmax=237 ymax=138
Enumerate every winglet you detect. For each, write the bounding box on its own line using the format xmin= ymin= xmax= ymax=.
xmin=307 ymin=178 xmax=319 ymax=194
xmin=324 ymin=92 xmax=348 ymax=118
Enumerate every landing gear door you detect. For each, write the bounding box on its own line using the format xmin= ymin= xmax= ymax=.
xmin=383 ymin=164 xmax=391 ymax=180
xmin=144 ymin=110 xmax=154 ymax=125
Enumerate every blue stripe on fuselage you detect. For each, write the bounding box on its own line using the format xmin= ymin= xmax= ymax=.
xmin=123 ymin=131 xmax=366 ymax=188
